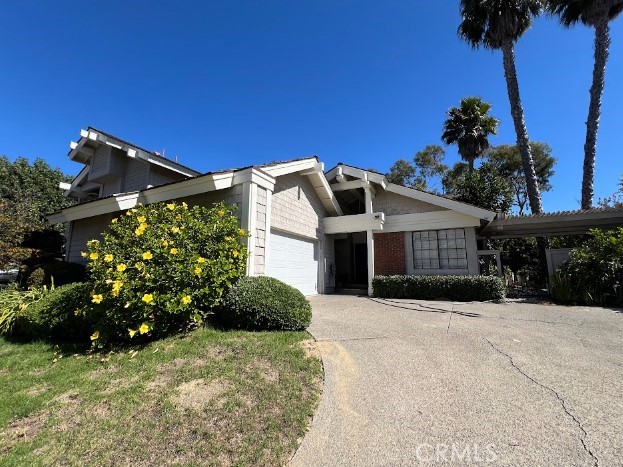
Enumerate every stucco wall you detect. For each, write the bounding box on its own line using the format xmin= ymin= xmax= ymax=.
xmin=373 ymin=190 xmax=446 ymax=216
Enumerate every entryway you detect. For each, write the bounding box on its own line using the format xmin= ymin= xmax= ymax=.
xmin=333 ymin=232 xmax=368 ymax=293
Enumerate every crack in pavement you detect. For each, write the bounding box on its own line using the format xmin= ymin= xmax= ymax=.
xmin=483 ymin=338 xmax=599 ymax=467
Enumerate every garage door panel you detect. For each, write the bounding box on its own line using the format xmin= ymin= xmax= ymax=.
xmin=267 ymin=230 xmax=318 ymax=296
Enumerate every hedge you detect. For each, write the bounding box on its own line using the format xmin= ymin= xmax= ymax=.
xmin=372 ymin=275 xmax=506 ymax=302
xmin=13 ymin=282 xmax=92 ymax=342
xmin=218 ymin=276 xmax=312 ymax=330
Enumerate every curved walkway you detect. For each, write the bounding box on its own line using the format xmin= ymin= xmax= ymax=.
xmin=291 ymin=295 xmax=623 ymax=466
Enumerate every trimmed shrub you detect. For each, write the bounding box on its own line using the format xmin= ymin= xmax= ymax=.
xmin=372 ymin=275 xmax=506 ymax=302
xmin=219 ymin=276 xmax=312 ymax=330
xmin=84 ymin=201 xmax=248 ymax=345
xmin=20 ymin=261 xmax=86 ymax=289
xmin=552 ymin=228 xmax=623 ymax=307
xmin=13 ymin=283 xmax=91 ymax=341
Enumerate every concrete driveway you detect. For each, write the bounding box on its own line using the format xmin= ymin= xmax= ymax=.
xmin=291 ymin=296 xmax=623 ymax=466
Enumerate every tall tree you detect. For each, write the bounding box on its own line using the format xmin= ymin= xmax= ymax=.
xmin=0 ymin=156 xmax=74 ymax=227
xmin=459 ymin=0 xmax=545 ymax=215
xmin=485 ymin=142 xmax=556 ymax=214
xmin=447 ymin=162 xmax=514 ymax=213
xmin=386 ymin=145 xmax=448 ymax=192
xmin=547 ymin=0 xmax=623 ymax=209
xmin=441 ymin=97 xmax=499 ymax=172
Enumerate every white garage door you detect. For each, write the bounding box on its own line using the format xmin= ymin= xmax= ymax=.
xmin=266 ymin=230 xmax=319 ymax=296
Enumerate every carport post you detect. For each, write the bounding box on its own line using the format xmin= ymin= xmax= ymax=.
xmin=367 ymin=229 xmax=374 ymax=296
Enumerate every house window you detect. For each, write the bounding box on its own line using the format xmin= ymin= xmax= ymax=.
xmin=412 ymin=229 xmax=468 ymax=270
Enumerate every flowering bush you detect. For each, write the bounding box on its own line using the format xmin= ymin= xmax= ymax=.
xmin=83 ymin=201 xmax=247 ymax=345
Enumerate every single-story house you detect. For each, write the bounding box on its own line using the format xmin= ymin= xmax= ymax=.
xmin=48 ymin=128 xmax=497 ymax=295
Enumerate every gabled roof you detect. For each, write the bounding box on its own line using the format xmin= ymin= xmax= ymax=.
xmin=48 ymin=155 xmax=342 ymax=223
xmin=325 ymin=163 xmax=495 ymax=221
xmin=68 ymin=127 xmax=201 ymax=178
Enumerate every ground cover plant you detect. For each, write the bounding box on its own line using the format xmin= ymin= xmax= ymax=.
xmin=0 ymin=328 xmax=322 ymax=466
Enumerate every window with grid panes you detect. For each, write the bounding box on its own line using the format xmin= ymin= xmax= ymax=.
xmin=412 ymin=229 xmax=468 ymax=270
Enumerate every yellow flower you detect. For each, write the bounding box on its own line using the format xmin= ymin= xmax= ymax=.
xmin=111 ymin=280 xmax=123 ymax=297
xmin=135 ymin=262 xmax=144 ymax=270
xmin=170 ymin=248 xmax=178 ymax=255
xmin=135 ymin=226 xmax=145 ymax=236
xmin=162 ymin=239 xmax=169 ymax=247
xmin=218 ymin=210 xmax=225 ymax=217
xmin=171 ymin=226 xmax=180 ymax=234
xmin=182 ymin=295 xmax=192 ymax=305
xmin=126 ymin=210 xmax=133 ymax=216
xmin=142 ymin=251 xmax=153 ymax=260
xmin=117 ymin=263 xmax=127 ymax=272
xmin=167 ymin=203 xmax=175 ymax=210
xmin=175 ymin=214 xmax=181 ymax=221
xmin=142 ymin=294 xmax=154 ymax=304
xmin=194 ymin=267 xmax=202 ymax=275
xmin=232 ymin=250 xmax=239 ymax=258
xmin=139 ymin=323 xmax=150 ymax=334
xmin=104 ymin=254 xmax=114 ymax=262
xmin=197 ymin=257 xmax=206 ymax=263
xmin=182 ymin=202 xmax=188 ymax=209
xmin=90 ymin=331 xmax=100 ymax=341
xmin=89 ymin=252 xmax=99 ymax=260
xmin=224 ymin=236 xmax=232 ymax=242
xmin=81 ymin=251 xmax=88 ymax=258
xmin=238 ymin=229 xmax=245 ymax=236
xmin=128 ymin=329 xmax=137 ymax=338
xmin=92 ymin=294 xmax=103 ymax=304
xmin=111 ymin=218 xmax=118 ymax=224
xmin=137 ymin=215 xmax=146 ymax=223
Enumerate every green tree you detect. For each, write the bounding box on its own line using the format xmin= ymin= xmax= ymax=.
xmin=386 ymin=159 xmax=417 ymax=188
xmin=386 ymin=145 xmax=448 ymax=192
xmin=0 ymin=157 xmax=74 ymax=267
xmin=0 ymin=156 xmax=74 ymax=227
xmin=485 ymin=142 xmax=556 ymax=214
xmin=441 ymin=97 xmax=499 ymax=172
xmin=459 ymin=0 xmax=545 ymax=215
xmin=447 ymin=162 xmax=513 ymax=213
xmin=548 ymin=0 xmax=623 ymax=209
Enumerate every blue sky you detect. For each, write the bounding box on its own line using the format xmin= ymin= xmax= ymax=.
xmin=1 ymin=1 xmax=621 ymax=212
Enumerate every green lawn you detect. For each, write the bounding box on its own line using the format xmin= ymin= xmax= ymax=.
xmin=0 ymin=328 xmax=322 ymax=466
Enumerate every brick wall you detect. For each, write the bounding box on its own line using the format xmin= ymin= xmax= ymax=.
xmin=374 ymin=232 xmax=406 ymax=276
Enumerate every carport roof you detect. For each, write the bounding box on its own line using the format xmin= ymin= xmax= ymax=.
xmin=480 ymin=206 xmax=623 ymax=238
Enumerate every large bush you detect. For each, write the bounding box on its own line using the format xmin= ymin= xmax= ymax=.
xmin=372 ymin=275 xmax=506 ymax=302
xmin=13 ymin=283 xmax=91 ymax=342
xmin=84 ymin=201 xmax=248 ymax=345
xmin=219 ymin=276 xmax=312 ymax=330
xmin=552 ymin=228 xmax=623 ymax=306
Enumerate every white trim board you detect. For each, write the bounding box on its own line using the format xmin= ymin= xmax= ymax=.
xmin=382 ymin=211 xmax=482 ymax=233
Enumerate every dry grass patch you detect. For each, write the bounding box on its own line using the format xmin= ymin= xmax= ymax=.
xmin=0 ymin=329 xmax=322 ymax=466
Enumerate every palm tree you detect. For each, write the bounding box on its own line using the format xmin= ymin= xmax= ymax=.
xmin=441 ymin=97 xmax=499 ymax=172
xmin=458 ymin=0 xmax=545 ymax=215
xmin=547 ymin=0 xmax=623 ymax=209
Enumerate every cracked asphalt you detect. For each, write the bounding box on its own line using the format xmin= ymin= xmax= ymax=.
xmin=290 ymin=296 xmax=623 ymax=466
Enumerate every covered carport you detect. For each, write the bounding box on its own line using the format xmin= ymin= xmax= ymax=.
xmin=479 ymin=206 xmax=623 ymax=277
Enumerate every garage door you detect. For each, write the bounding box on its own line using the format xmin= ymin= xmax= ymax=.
xmin=266 ymin=230 xmax=318 ymax=295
